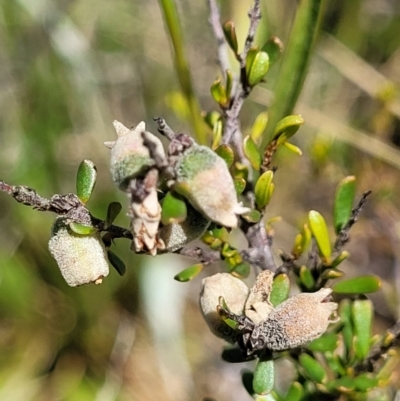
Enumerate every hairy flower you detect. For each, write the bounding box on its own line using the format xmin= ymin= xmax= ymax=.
xmin=104 ymin=120 xmax=165 ymax=191
xmin=200 ymin=271 xmax=339 ymax=353
xmin=200 ymin=273 xmax=249 ymax=342
xmin=48 ymin=217 xmax=109 ymax=287
xmin=174 ymin=145 xmax=248 ymax=228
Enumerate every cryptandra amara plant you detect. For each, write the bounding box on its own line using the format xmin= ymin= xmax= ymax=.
xmin=1 ymin=0 xmax=400 ymax=399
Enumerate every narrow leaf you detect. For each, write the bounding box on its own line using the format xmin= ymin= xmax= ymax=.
xmin=242 ymin=209 xmax=262 ymax=223
xmin=309 ymin=210 xmax=332 ymax=260
xmin=244 ymin=135 xmax=262 ymax=170
xmin=261 ymin=36 xmax=284 ymax=66
xmin=76 ymin=159 xmax=97 ymax=204
xmin=273 ymin=115 xmax=304 ymax=144
xmin=299 ymin=354 xmax=327 ymax=383
xmin=332 ymin=275 xmax=381 ymax=294
xmin=299 ymin=265 xmax=315 ymax=289
xmin=222 ymin=21 xmax=238 ymax=54
xmin=285 ymin=382 xmax=303 ymax=401
xmin=253 ymin=356 xmax=275 ymax=395
xmin=107 ymin=250 xmax=126 ymax=276
xmin=174 ymin=263 xmax=204 ymax=282
xmin=251 ymin=111 xmax=269 ymax=143
xmin=161 ymin=191 xmax=187 ymax=225
xmin=248 ymin=51 xmax=270 ymax=87
xmin=270 ymin=274 xmax=290 ymax=306
xmin=69 ymin=222 xmax=97 ymax=236
xmin=234 ymin=177 xmax=247 ymax=195
xmin=307 ymin=333 xmax=339 ymax=352
xmin=255 ymin=170 xmax=274 ymax=209
xmin=352 ymin=299 xmax=373 ymax=360
xmin=334 ymin=176 xmax=356 ymax=234
xmin=214 ymin=144 xmax=234 ymax=167
xmin=105 ymin=202 xmax=122 ymax=229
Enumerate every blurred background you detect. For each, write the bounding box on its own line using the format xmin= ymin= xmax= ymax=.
xmin=0 ymin=0 xmax=400 ymax=400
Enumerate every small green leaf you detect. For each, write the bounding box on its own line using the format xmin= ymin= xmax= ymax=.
xmin=203 ymin=110 xmax=221 ymax=129
xmin=69 ymin=222 xmax=98 ymax=235
xmin=219 ymin=296 xmax=239 ymax=329
xmin=320 ymin=268 xmax=344 ymax=280
xmin=339 ymin=299 xmax=353 ymax=356
xmin=251 ymin=111 xmax=269 ymax=143
xmin=174 ymin=263 xmax=204 ymax=282
xmin=248 ymin=51 xmax=270 ymax=87
xmin=282 ymin=142 xmax=303 ymax=156
xmin=244 ymin=135 xmax=262 ymax=170
xmin=285 ymin=382 xmax=303 ymax=401
xmin=245 ymin=47 xmax=259 ymax=78
xmin=299 ymin=265 xmax=315 ymax=289
xmin=214 ymin=144 xmax=234 ymax=167
xmin=272 ymin=115 xmax=304 ymax=144
xmin=222 ymin=21 xmax=238 ymax=54
xmin=211 ymin=226 xmax=230 ymax=242
xmin=292 ymin=224 xmax=311 ymax=257
xmin=210 ymin=78 xmax=227 ymax=106
xmin=270 ymin=274 xmax=290 ymax=306
xmin=211 ymin=119 xmax=223 ymax=150
xmin=299 ymin=354 xmax=327 ymax=383
xmin=230 ymin=262 xmax=250 ymax=279
xmin=309 ymin=210 xmax=332 ymax=260
xmin=161 ymin=191 xmax=187 ymax=225
xmin=234 ymin=177 xmax=247 ymax=195
xmin=334 ymin=176 xmax=356 ymax=234
xmin=255 ymin=170 xmax=274 ymax=209
xmin=76 ymin=159 xmax=97 ymax=204
xmin=325 ymin=354 xmax=346 ymax=376
xmin=331 ymin=250 xmax=350 ymax=268
xmin=242 ymin=370 xmax=255 ymax=397
xmin=354 ymin=373 xmax=379 ymax=391
xmin=105 ymin=202 xmax=122 ymax=229
xmin=327 ymin=377 xmax=355 ymax=392
xmin=233 ymin=162 xmax=249 ymax=180
xmin=307 ymin=333 xmax=339 ymax=352
xmin=225 ymin=69 xmax=233 ymax=99
xmin=253 ymin=356 xmax=275 ymax=395
xmin=261 ymin=36 xmax=284 ymax=66
xmin=242 ymin=209 xmax=262 ymax=223
xmin=332 ymin=275 xmax=381 ymax=294
xmin=352 ymin=299 xmax=373 ymax=360
xmin=107 ymin=250 xmax=126 ymax=276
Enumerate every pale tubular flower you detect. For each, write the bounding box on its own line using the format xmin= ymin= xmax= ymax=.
xmin=105 ymin=120 xmax=166 ymax=255
xmin=48 ymin=217 xmax=109 ymax=287
xmin=129 ymin=168 xmax=165 ymax=256
xmin=199 ymin=273 xmax=249 ymax=342
xmin=174 ymin=145 xmax=250 ymax=228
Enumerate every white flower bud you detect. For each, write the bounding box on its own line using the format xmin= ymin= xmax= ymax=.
xmin=174 ymin=145 xmax=249 ymax=228
xmin=199 ymin=273 xmax=249 ymax=342
xmin=48 ymin=217 xmax=109 ymax=287
xmin=104 ymin=121 xmax=165 ymax=191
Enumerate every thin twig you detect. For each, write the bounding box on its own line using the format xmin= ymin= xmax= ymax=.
xmin=0 ymin=180 xmax=132 ymax=241
xmin=179 ymin=246 xmax=221 ymax=264
xmin=241 ymin=220 xmax=277 ymax=271
xmin=220 ymin=0 xmax=261 ymax=163
xmin=207 ymin=0 xmax=231 ymax=76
